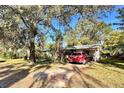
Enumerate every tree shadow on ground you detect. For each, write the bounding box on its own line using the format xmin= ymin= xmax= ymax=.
xmin=36 ymin=58 xmax=52 ymax=64
xmin=29 ymin=65 xmax=51 ymax=88
xmin=94 ymin=62 xmax=124 ymax=75
xmin=59 ymin=67 xmax=74 ymax=72
xmin=30 ymin=65 xmax=51 ymax=72
xmin=0 ymin=65 xmax=14 ymax=69
xmin=98 ymin=58 xmax=124 ymax=69
xmin=0 ymin=69 xmax=30 ymax=88
xmin=29 ymin=72 xmax=48 ymax=87
xmin=0 ymin=69 xmax=18 ymax=77
xmin=69 ymin=62 xmax=83 ymax=65
xmin=30 ymin=66 xmax=71 ymax=88
xmin=0 ymin=59 xmax=110 ymax=88
xmin=67 ymin=66 xmax=109 ymax=88
xmin=0 ymin=62 xmax=52 ymax=88
xmin=0 ymin=60 xmax=6 ymax=63
xmin=28 ymin=64 xmax=108 ymax=88
xmin=0 ymin=63 xmax=26 ymax=69
xmin=45 ymin=73 xmax=68 ymax=88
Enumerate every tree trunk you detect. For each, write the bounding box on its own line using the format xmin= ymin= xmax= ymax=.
xmin=29 ymin=41 xmax=36 ymax=63
xmin=29 ymin=28 xmax=36 ymax=64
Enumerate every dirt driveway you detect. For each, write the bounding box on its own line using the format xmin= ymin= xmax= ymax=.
xmin=0 ymin=59 xmax=108 ymax=88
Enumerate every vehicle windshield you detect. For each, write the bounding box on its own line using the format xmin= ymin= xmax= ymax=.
xmin=72 ymin=53 xmax=81 ymax=56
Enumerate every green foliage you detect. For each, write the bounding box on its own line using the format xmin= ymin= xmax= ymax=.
xmin=115 ymin=8 xmax=124 ymax=30
xmin=65 ymin=19 xmax=112 ymax=47
xmin=103 ymin=31 xmax=124 ymax=56
xmin=0 ymin=5 xmax=113 ymax=63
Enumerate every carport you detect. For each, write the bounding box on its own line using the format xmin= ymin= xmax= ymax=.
xmin=64 ymin=44 xmax=102 ymax=61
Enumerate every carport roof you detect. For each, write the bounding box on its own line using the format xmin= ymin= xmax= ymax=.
xmin=65 ymin=44 xmax=101 ymax=50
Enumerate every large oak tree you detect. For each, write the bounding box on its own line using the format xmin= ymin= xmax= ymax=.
xmin=0 ymin=5 xmax=113 ymax=63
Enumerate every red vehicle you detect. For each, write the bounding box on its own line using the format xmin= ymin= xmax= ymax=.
xmin=66 ymin=51 xmax=88 ymax=64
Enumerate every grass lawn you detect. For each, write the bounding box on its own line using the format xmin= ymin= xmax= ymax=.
xmin=0 ymin=58 xmax=6 ymax=62
xmin=0 ymin=58 xmax=124 ymax=88
xmin=84 ymin=59 xmax=124 ymax=88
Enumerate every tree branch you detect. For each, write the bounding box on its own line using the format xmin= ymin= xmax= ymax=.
xmin=6 ymin=5 xmax=30 ymax=29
